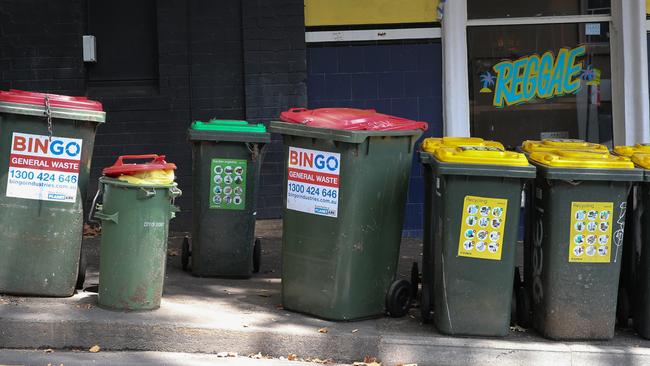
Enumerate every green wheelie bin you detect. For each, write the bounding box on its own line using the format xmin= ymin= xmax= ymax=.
xmin=518 ymin=139 xmax=609 ymax=327
xmin=526 ymin=150 xmax=642 ymax=340
xmin=93 ymin=155 xmax=181 ymax=311
xmin=418 ymin=137 xmax=506 ymax=324
xmin=185 ymin=119 xmax=270 ymax=277
xmin=270 ymin=107 xmax=427 ymax=321
xmin=627 ymin=153 xmax=650 ymax=338
xmin=0 ymin=89 xmax=105 ymax=296
xmin=420 ymin=144 xmax=535 ymax=336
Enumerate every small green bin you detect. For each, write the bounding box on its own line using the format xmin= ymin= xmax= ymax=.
xmin=419 ymin=144 xmax=535 ymax=336
xmin=527 ymin=150 xmax=642 ymax=340
xmin=0 ymin=90 xmax=105 ymax=297
xmin=94 ymin=155 xmax=181 ymax=311
xmin=186 ymin=119 xmax=270 ymax=277
xmin=269 ymin=117 xmax=423 ymax=321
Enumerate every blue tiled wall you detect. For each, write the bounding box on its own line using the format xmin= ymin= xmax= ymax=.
xmin=307 ymin=41 xmax=443 ymax=237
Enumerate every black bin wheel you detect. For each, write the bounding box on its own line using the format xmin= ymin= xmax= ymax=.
xmin=253 ymin=238 xmax=262 ymax=273
xmin=181 ymin=236 xmax=191 ymax=271
xmin=386 ymin=279 xmax=412 ymax=318
xmin=420 ymin=284 xmax=433 ymax=323
xmin=410 ymin=262 xmax=420 ymax=300
xmin=75 ymin=248 xmax=87 ymax=290
xmin=617 ymin=287 xmax=631 ymax=327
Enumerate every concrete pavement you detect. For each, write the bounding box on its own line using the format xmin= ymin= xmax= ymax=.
xmin=2 ymin=220 xmax=650 ymax=365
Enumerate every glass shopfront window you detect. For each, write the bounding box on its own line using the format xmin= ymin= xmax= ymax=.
xmin=468 ymin=21 xmax=612 ymax=147
xmin=468 ymin=0 xmax=611 ymax=19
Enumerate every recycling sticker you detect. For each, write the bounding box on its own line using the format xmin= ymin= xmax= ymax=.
xmin=457 ymin=195 xmax=508 ymax=261
xmin=568 ymin=201 xmax=613 ymax=263
xmin=210 ymin=158 xmax=247 ymax=210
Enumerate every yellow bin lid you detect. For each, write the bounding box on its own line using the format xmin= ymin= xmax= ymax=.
xmin=631 ymin=153 xmax=650 ymax=170
xmin=613 ymin=144 xmax=650 ymax=157
xmin=422 ymin=137 xmax=504 ymax=153
xmin=434 ymin=146 xmax=530 ymax=167
xmin=529 ymin=150 xmax=635 ymax=169
xmin=521 ymin=139 xmax=608 ymax=153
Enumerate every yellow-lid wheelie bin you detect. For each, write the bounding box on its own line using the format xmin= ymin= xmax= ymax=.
xmin=526 ymin=150 xmax=642 ymax=340
xmin=420 ymin=140 xmax=535 ymax=336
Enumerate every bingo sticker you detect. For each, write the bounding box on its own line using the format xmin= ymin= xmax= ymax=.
xmin=458 ymin=195 xmax=508 ymax=261
xmin=6 ymin=132 xmax=82 ymax=203
xmin=286 ymin=147 xmax=340 ymax=217
xmin=569 ymin=202 xmax=613 ymax=263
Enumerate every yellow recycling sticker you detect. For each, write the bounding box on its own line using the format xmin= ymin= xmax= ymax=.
xmin=458 ymin=195 xmax=508 ymax=261
xmin=569 ymin=201 xmax=614 ymax=263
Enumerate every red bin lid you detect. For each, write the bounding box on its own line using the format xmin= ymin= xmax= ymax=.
xmin=0 ymin=89 xmax=103 ymax=111
xmin=279 ymin=108 xmax=428 ymax=131
xmin=103 ymin=155 xmax=177 ymax=177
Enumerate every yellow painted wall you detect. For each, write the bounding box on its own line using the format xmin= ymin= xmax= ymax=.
xmin=304 ymin=0 xmax=439 ymax=26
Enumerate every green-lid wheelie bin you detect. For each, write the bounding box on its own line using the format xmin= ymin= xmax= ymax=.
xmin=418 ymin=137 xmax=506 ymax=325
xmin=93 ymin=155 xmax=181 ymax=311
xmin=419 ymin=143 xmax=535 ymax=336
xmin=526 ymin=150 xmax=642 ymax=340
xmin=185 ymin=119 xmax=270 ymax=277
xmin=0 ymin=89 xmax=105 ymax=296
xmin=270 ymin=107 xmax=427 ymax=321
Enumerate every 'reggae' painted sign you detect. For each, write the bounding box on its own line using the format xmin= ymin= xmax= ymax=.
xmin=479 ymin=45 xmax=600 ymax=108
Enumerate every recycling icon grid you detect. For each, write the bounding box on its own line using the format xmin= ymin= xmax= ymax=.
xmin=457 ymin=195 xmax=508 ymax=261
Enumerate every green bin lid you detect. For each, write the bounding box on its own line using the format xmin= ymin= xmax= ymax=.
xmin=191 ymin=119 xmax=267 ymax=133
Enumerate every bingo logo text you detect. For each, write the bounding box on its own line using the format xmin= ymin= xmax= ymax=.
xmin=12 ymin=134 xmax=81 ymax=158
xmin=289 ymin=149 xmax=339 ymax=172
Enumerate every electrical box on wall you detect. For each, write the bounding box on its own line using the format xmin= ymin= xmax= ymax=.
xmin=82 ymin=35 xmax=96 ymax=62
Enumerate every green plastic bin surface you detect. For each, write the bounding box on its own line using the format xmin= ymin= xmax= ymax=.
xmin=419 ymin=152 xmax=535 ymax=336
xmin=187 ymin=121 xmax=270 ymax=277
xmin=528 ymin=163 xmax=642 ymax=340
xmin=0 ymin=97 xmax=105 ymax=297
xmin=633 ymin=171 xmax=650 ymax=338
xmin=95 ymin=177 xmax=181 ymax=311
xmin=269 ymin=121 xmax=421 ymax=321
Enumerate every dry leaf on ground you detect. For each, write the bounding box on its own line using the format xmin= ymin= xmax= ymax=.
xmin=44 ymin=349 xmax=54 ymax=353
xmin=88 ymin=345 xmax=101 ymax=353
xmin=318 ymin=327 xmax=328 ymax=333
xmin=287 ymin=353 xmax=298 ymax=360
xmin=167 ymin=248 xmax=179 ymax=257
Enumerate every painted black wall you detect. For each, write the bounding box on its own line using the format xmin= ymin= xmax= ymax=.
xmin=0 ymin=0 xmax=306 ymax=227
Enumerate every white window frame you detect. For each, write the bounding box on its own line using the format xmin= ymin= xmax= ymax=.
xmin=442 ymin=0 xmax=650 ymax=145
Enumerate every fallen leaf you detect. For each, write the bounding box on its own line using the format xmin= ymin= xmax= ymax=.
xmin=249 ymin=352 xmax=263 ymax=359
xmin=83 ymin=223 xmax=101 ymax=237
xmin=44 ymin=348 xmax=54 ymax=353
xmin=167 ymin=248 xmax=179 ymax=257
xmin=318 ymin=327 xmax=328 ymax=333
xmin=75 ymin=303 xmax=93 ymax=310
xmin=275 ymin=304 xmax=284 ymax=310
xmin=89 ymin=345 xmax=100 ymax=353
xmin=352 ymin=329 xmax=359 ymax=333
xmin=510 ymin=325 xmax=527 ymax=332
xmin=364 ymin=356 xmax=377 ymax=363
xmin=288 ymin=353 xmax=298 ymax=360
xmin=217 ymin=351 xmax=237 ymax=357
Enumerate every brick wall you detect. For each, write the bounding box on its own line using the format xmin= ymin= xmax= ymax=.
xmin=307 ymin=41 xmax=443 ymax=237
xmin=0 ymin=0 xmax=307 ymax=228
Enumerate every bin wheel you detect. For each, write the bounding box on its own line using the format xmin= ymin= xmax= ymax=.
xmin=75 ymin=248 xmax=87 ymax=290
xmin=253 ymin=238 xmax=262 ymax=274
xmin=617 ymin=287 xmax=631 ymax=328
xmin=516 ymin=284 xmax=532 ymax=328
xmin=410 ymin=262 xmax=420 ymax=300
xmin=420 ymin=283 xmax=433 ymax=323
xmin=386 ymin=279 xmax=412 ymax=318
xmin=181 ymin=236 xmax=191 ymax=271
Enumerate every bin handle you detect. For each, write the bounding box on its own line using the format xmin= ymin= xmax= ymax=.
xmin=94 ymin=210 xmax=119 ymax=224
xmin=113 ymin=154 xmax=166 ymax=166
xmin=288 ymin=108 xmax=307 ymax=113
xmin=170 ymin=186 xmax=182 ymax=199
xmin=88 ymin=182 xmax=104 ymax=223
xmin=137 ymin=187 xmax=157 ymax=199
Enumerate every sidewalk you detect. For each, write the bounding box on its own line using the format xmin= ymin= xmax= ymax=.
xmin=1 ymin=220 xmax=650 ymax=366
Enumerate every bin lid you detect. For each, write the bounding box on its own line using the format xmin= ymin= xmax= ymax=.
xmin=521 ymin=139 xmax=608 ymax=153
xmin=0 ymin=89 xmax=105 ymax=122
xmin=613 ymin=144 xmax=650 ymax=157
xmin=433 ymin=146 xmax=530 ymax=167
xmin=190 ymin=119 xmax=267 ymax=133
xmin=421 ymin=137 xmax=504 ymax=153
xmin=631 ymin=153 xmax=650 ymax=170
xmin=103 ymin=154 xmax=177 ymax=177
xmin=528 ymin=150 xmax=635 ymax=169
xmin=279 ymin=107 xmax=428 ymax=131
